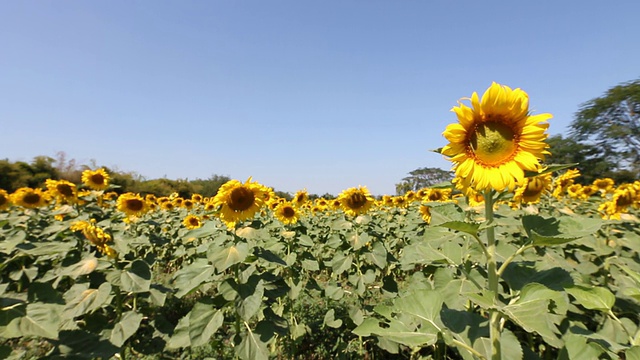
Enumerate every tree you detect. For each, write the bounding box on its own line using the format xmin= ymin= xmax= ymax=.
xmin=545 ymin=134 xmax=615 ymax=184
xmin=395 ymin=167 xmax=454 ymax=195
xmin=570 ymin=79 xmax=640 ymax=178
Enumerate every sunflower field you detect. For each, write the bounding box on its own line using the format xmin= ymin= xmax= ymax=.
xmin=2 ymin=84 xmax=640 ymax=360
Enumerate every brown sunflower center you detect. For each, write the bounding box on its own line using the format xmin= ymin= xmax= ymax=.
xmin=57 ymin=184 xmax=74 ymax=197
xmin=189 ymin=217 xmax=200 ymax=226
xmin=90 ymin=173 xmax=105 ymax=185
xmin=616 ymin=192 xmax=634 ymax=207
xmin=0 ymin=194 xmax=8 ymax=206
xmin=23 ymin=193 xmax=41 ymax=204
xmin=228 ymin=187 xmax=255 ymax=212
xmin=428 ymin=191 xmax=443 ymax=201
xmin=470 ymin=122 xmax=518 ymax=165
xmin=282 ymin=206 xmax=296 ymax=218
xmin=126 ymin=199 xmax=144 ymax=211
xmin=345 ymin=192 xmax=368 ymax=209
xmin=523 ymin=177 xmax=545 ymax=197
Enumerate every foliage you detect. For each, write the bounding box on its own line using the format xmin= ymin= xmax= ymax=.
xmin=0 ymin=172 xmax=638 ymax=359
xmin=395 ymin=167 xmax=454 ymax=195
xmin=570 ymin=78 xmax=640 ymax=178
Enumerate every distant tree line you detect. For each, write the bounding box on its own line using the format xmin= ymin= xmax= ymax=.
xmin=397 ymin=79 xmax=640 ymax=191
xmin=0 ymin=152 xmax=234 ymax=198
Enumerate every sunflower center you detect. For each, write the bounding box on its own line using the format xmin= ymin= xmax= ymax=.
xmin=126 ymin=199 xmax=144 ymax=211
xmin=57 ymin=184 xmax=74 ymax=197
xmin=23 ymin=193 xmax=41 ymax=205
xmin=228 ymin=187 xmax=255 ymax=212
xmin=282 ymin=206 xmax=295 ymax=218
xmin=0 ymin=195 xmax=7 ymax=206
xmin=90 ymin=174 xmax=105 ymax=185
xmin=616 ymin=192 xmax=634 ymax=207
xmin=346 ymin=193 xmax=368 ymax=209
xmin=428 ymin=191 xmax=443 ymax=201
xmin=189 ymin=218 xmax=199 ymax=226
xmin=470 ymin=122 xmax=517 ymax=165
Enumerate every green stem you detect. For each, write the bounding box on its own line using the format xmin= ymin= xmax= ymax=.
xmin=496 ymin=244 xmax=533 ymax=277
xmin=484 ymin=189 xmax=501 ymax=360
xmin=608 ymin=310 xmax=635 ymax=345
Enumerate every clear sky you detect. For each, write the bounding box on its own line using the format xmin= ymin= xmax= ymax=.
xmin=1 ymin=1 xmax=638 ymax=196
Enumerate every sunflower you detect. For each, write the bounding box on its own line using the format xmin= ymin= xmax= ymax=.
xmin=274 ymin=201 xmax=300 ymax=225
xmin=416 ymin=188 xmax=430 ymax=200
xmin=593 ymin=178 xmax=615 ymax=195
xmin=599 ymin=184 xmax=638 ymax=219
xmin=182 ymin=199 xmax=194 ymax=210
xmin=404 ymin=191 xmax=417 ymax=203
xmin=0 ymin=189 xmax=11 ymax=211
xmin=552 ymin=169 xmax=581 ymax=199
xmin=292 ymin=190 xmax=309 ymax=208
xmin=338 ymin=186 xmax=375 ymax=216
xmin=393 ymin=196 xmax=408 ymax=208
xmin=419 ymin=204 xmax=432 ymax=224
xmin=330 ymin=198 xmax=342 ymax=210
xmin=183 ymin=214 xmax=203 ymax=229
xmin=46 ymin=179 xmax=77 ymax=203
xmin=81 ymin=168 xmax=110 ymax=190
xmin=211 ymin=178 xmax=269 ymax=228
xmin=381 ymin=195 xmax=394 ymax=207
xmin=441 ymin=82 xmax=551 ymax=193
xmin=70 ymin=220 xmax=116 ymax=258
xmin=512 ymin=173 xmax=552 ymax=204
xmin=191 ymin=194 xmax=203 ymax=203
xmin=426 ymin=188 xmax=451 ymax=202
xmin=566 ymin=184 xmax=584 ymax=199
xmin=116 ymin=193 xmax=149 ymax=217
xmin=11 ymin=187 xmax=49 ymax=209
xmin=161 ymin=201 xmax=176 ymax=211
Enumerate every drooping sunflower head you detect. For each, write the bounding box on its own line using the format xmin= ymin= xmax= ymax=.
xmin=183 ymin=214 xmax=202 ymax=229
xmin=441 ymin=82 xmax=551 ymax=193
xmin=593 ymin=178 xmax=615 ymax=194
xmin=292 ymin=190 xmax=309 ymax=207
xmin=427 ymin=188 xmax=451 ymax=202
xmin=0 ymin=189 xmax=11 ymax=211
xmin=211 ymin=178 xmax=268 ymax=228
xmin=338 ymin=186 xmax=374 ymax=216
xmin=513 ymin=173 xmax=552 ymax=204
xmin=404 ymin=191 xmax=417 ymax=202
xmin=81 ymin=168 xmax=110 ymax=190
xmin=419 ymin=204 xmax=432 ymax=224
xmin=11 ymin=187 xmax=49 ymax=209
xmin=274 ymin=201 xmax=300 ymax=225
xmin=116 ymin=193 xmax=149 ymax=218
xmin=552 ymin=169 xmax=581 ymax=199
xmin=416 ymin=188 xmax=430 ymax=200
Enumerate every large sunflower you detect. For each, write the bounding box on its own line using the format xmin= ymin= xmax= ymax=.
xmin=211 ymin=178 xmax=269 ymax=228
xmin=11 ymin=187 xmax=49 ymax=209
xmin=274 ymin=201 xmax=300 ymax=225
xmin=442 ymin=82 xmax=551 ymax=192
xmin=46 ymin=179 xmax=78 ymax=203
xmin=82 ymin=168 xmax=110 ymax=190
xmin=338 ymin=186 xmax=375 ymax=216
xmin=116 ymin=193 xmax=149 ymax=217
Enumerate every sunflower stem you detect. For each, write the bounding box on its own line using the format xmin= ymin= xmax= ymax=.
xmin=484 ymin=189 xmax=501 ymax=360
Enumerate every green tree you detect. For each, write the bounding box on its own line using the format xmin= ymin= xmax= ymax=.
xmin=395 ymin=167 xmax=453 ymax=195
xmin=570 ymin=79 xmax=640 ymax=178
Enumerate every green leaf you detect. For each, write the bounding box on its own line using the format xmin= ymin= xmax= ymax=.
xmin=559 ymin=333 xmax=605 ymax=360
xmin=11 ymin=303 xmax=62 ymax=339
xmin=522 ymin=215 xmax=603 ymax=246
xmin=565 ymin=285 xmax=615 ymax=311
xmin=110 ymin=311 xmax=143 ymax=347
xmin=472 ymin=329 xmax=522 ymax=360
xmin=438 ymin=221 xmax=481 ymax=236
xmin=120 ymin=259 xmax=151 ymax=293
xmin=238 ymin=278 xmax=264 ymax=321
xmin=62 ymin=282 xmax=112 ymax=319
xmin=183 ymin=220 xmax=220 ymax=239
xmin=365 ymin=241 xmax=387 ymax=269
xmin=430 ymin=203 xmax=465 ymax=226
xmin=525 ymin=163 xmax=578 ymax=177
xmin=353 ymin=317 xmax=436 ymax=347
xmin=172 ymin=258 xmax=215 ymax=298
xmin=331 ymin=253 xmax=353 ymax=275
xmin=210 ymin=242 xmax=249 ymax=273
xmin=501 ymin=283 xmax=566 ymax=348
xmin=236 ymin=324 xmax=269 ymax=360
xmin=625 ymin=346 xmax=640 ymax=360
xmin=188 ymin=302 xmax=224 ymax=347
xmin=166 ymin=315 xmax=191 ymax=349
xmin=350 ymin=231 xmax=369 ymax=250
xmin=323 ymin=309 xmax=343 ymax=328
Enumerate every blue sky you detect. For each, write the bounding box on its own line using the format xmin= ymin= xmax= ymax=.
xmin=1 ymin=2 xmax=638 ymax=196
